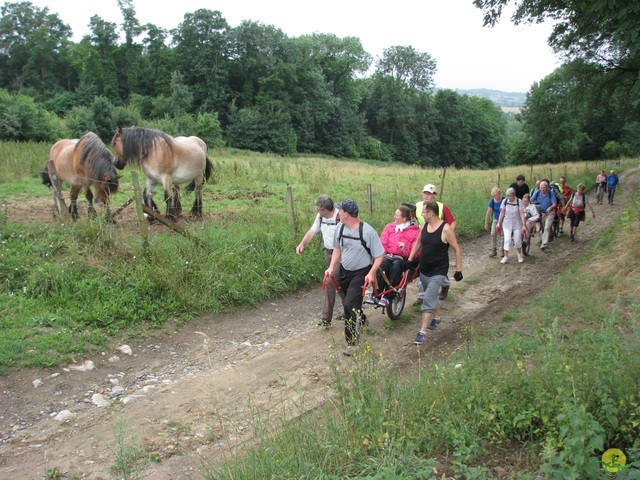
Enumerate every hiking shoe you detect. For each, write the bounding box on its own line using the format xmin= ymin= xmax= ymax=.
xmin=316 ymin=319 xmax=331 ymax=328
xmin=517 ymin=253 xmax=524 ymax=263
xmin=363 ymin=295 xmax=377 ymax=305
xmin=541 ymin=244 xmax=547 ymax=251
xmin=343 ymin=345 xmax=357 ymax=356
xmin=500 ymin=256 xmax=508 ymax=264
xmin=427 ymin=317 xmax=441 ymax=331
xmin=413 ymin=331 xmax=427 ymax=345
xmin=378 ymin=297 xmax=389 ymax=307
xmin=489 ymin=248 xmax=497 ymax=257
xmin=438 ymin=286 xmax=449 ymax=301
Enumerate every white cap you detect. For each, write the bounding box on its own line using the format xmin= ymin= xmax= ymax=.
xmin=422 ymin=184 xmax=437 ymax=194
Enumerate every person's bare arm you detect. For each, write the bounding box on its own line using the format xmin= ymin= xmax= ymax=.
xmin=296 ymin=230 xmax=316 ymax=255
xmin=444 ymin=225 xmax=462 ymax=273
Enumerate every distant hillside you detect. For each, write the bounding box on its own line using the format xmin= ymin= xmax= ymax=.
xmin=455 ymin=88 xmax=526 ymax=108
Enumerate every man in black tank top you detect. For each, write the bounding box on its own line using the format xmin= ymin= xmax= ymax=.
xmin=407 ymin=201 xmax=463 ymax=345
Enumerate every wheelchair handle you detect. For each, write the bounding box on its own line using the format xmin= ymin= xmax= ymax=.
xmin=322 ymin=272 xmax=341 ymax=291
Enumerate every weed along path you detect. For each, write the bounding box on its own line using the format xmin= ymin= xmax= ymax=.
xmin=0 ymin=169 xmax=638 ymax=479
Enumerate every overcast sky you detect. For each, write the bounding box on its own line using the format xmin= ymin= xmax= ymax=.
xmin=27 ymin=0 xmax=560 ymax=93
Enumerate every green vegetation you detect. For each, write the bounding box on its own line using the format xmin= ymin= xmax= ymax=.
xmin=204 ymin=190 xmax=640 ymax=478
xmin=2 ymin=2 xmax=640 ymax=165
xmin=0 ymin=143 xmax=623 ymax=373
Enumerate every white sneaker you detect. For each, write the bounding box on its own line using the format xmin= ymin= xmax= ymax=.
xmin=500 ymin=256 xmax=508 ymax=264
xmin=518 ymin=254 xmax=524 ymax=263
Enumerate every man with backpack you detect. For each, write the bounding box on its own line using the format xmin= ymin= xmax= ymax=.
xmin=530 ymin=181 xmax=558 ymax=250
xmin=607 ymin=170 xmax=620 ymax=204
xmin=296 ymin=195 xmax=344 ymax=328
xmin=325 ymin=200 xmax=384 ymax=356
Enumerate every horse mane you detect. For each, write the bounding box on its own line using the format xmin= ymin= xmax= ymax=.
xmin=78 ymin=132 xmax=120 ymax=194
xmin=121 ymin=127 xmax=173 ymax=165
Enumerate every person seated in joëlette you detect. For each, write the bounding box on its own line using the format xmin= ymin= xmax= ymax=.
xmin=375 ymin=205 xmax=420 ymax=306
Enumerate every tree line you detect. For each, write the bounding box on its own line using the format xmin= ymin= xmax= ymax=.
xmin=1 ymin=0 xmax=638 ymax=166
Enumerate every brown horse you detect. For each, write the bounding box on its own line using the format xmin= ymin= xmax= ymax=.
xmin=110 ymin=126 xmax=213 ymax=220
xmin=40 ymin=132 xmax=121 ymax=220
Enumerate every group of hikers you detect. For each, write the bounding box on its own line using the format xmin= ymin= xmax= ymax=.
xmin=295 ymin=184 xmax=462 ymax=355
xmin=295 ymin=169 xmax=620 ymax=355
xmin=485 ymin=170 xmax=618 ymax=263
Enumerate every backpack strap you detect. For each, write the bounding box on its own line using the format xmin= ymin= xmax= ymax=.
xmin=338 ymin=222 xmax=372 ymax=256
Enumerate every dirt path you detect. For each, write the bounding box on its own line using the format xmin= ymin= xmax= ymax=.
xmin=1 ymin=169 xmax=637 ymax=479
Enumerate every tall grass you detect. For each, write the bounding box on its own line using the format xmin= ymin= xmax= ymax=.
xmin=205 ymin=192 xmax=640 ymax=479
xmin=0 ymin=141 xmax=50 ymax=183
xmin=0 ymin=141 xmax=629 ymax=372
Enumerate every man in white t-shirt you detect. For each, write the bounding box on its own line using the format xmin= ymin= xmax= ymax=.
xmin=296 ymin=195 xmax=343 ymax=327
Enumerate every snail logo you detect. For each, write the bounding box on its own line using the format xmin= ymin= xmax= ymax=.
xmin=601 ymin=448 xmax=634 ymax=477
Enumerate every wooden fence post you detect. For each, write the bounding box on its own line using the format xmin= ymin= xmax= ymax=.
xmin=286 ymin=186 xmax=297 ymax=235
xmin=439 ymin=168 xmax=447 ymax=201
xmin=47 ymin=159 xmax=70 ymax=220
xmin=497 ymin=173 xmax=501 ymax=191
xmin=131 ymin=171 xmax=149 ymax=255
xmin=367 ymin=184 xmax=373 ymax=215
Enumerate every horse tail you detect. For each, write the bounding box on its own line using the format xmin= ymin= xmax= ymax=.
xmin=185 ymin=157 xmax=213 ymax=193
xmin=40 ymin=166 xmax=52 ymax=187
xmin=204 ymin=157 xmax=213 ymax=182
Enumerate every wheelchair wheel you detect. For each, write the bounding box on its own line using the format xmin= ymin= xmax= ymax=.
xmin=522 ymin=236 xmax=531 ymax=256
xmin=387 ymin=290 xmax=406 ymax=321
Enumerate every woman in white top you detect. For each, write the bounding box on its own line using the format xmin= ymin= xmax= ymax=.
xmin=496 ymin=188 xmax=527 ymax=264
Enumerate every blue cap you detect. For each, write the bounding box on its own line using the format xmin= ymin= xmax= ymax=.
xmin=336 ymin=199 xmax=359 ymax=217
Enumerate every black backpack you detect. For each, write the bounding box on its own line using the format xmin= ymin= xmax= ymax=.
xmin=338 ymin=222 xmax=372 ymax=256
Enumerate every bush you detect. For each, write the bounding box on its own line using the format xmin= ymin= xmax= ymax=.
xmin=601 ymin=140 xmax=631 ymax=159
xmin=112 ymin=105 xmax=142 ymax=133
xmin=91 ymin=96 xmax=116 ymax=142
xmin=195 ymin=112 xmax=225 ymax=148
xmin=0 ymin=89 xmax=62 ymax=141
xmin=65 ymin=106 xmax=96 ymax=138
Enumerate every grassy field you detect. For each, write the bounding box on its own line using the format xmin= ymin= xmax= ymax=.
xmin=0 ymin=140 xmax=620 ymax=373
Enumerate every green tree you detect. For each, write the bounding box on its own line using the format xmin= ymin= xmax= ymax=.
xmin=172 ymin=9 xmax=230 ymax=113
xmin=115 ymin=0 xmax=144 ymax=100
xmin=473 ymin=0 xmax=640 ymax=107
xmin=368 ymin=46 xmax=436 ymax=148
xmin=0 ymin=1 xmax=73 ymax=95
xmin=90 ymin=95 xmax=115 ymax=141
xmin=195 ymin=112 xmax=224 ymax=148
xmin=519 ymin=68 xmax=588 ymax=163
xmin=168 ymin=71 xmax=193 ymax=116
xmin=226 ymin=102 xmax=296 ymax=155
xmin=65 ymin=105 xmax=96 ymax=138
xmin=78 ymin=16 xmax=120 ymax=101
xmin=227 ymin=21 xmax=288 ymax=110
xmin=141 ymin=24 xmax=174 ymax=97
xmin=432 ymin=89 xmax=471 ymax=167
xmin=467 ymin=96 xmax=507 ymax=168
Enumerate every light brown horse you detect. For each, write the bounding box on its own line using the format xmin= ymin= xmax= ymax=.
xmin=111 ymin=126 xmax=213 ymax=220
xmin=40 ymin=132 xmax=121 ymax=220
